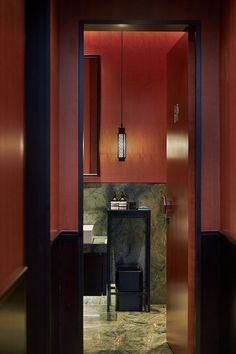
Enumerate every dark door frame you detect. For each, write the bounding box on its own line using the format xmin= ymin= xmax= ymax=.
xmin=78 ymin=20 xmax=201 ymax=354
xmin=25 ymin=1 xmax=51 ymax=354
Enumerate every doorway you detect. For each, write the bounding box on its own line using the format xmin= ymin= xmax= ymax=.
xmin=79 ymin=21 xmax=201 ymax=354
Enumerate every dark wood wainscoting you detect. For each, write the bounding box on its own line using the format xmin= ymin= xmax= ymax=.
xmin=201 ymin=231 xmax=221 ymax=354
xmin=219 ymin=235 xmax=236 ymax=354
xmin=201 ymin=231 xmax=236 ymax=354
xmin=51 ymin=232 xmax=83 ymax=354
xmin=0 ymin=271 xmax=27 ymax=354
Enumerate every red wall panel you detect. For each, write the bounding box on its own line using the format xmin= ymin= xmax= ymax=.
xmin=84 ymin=31 xmax=182 ymax=183
xmin=58 ymin=0 xmax=220 ymax=230
xmin=166 ymin=33 xmax=196 ymax=354
xmin=0 ymin=0 xmax=24 ymax=295
xmin=50 ymin=0 xmax=60 ymax=240
xmin=220 ymin=0 xmax=236 ymax=239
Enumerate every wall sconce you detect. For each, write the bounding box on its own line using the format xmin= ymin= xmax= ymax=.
xmin=118 ymin=124 xmax=126 ymax=161
xmin=117 ymin=31 xmax=126 ymax=161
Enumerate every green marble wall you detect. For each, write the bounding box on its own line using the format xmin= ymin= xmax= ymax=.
xmin=84 ymin=183 xmax=167 ymax=304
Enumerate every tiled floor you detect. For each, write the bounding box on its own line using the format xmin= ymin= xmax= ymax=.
xmin=84 ymin=297 xmax=172 ymax=354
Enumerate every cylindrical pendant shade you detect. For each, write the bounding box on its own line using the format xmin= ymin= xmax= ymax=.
xmin=118 ymin=126 xmax=126 ymax=161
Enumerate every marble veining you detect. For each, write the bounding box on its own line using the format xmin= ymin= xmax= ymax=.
xmin=84 ymin=183 xmax=167 ymax=303
xmin=84 ymin=301 xmax=172 ymax=354
xmin=84 ymin=244 xmax=107 ymax=253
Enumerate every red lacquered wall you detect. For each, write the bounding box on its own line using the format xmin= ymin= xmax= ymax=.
xmin=166 ymin=33 xmax=196 ymax=354
xmin=220 ymin=0 xmax=236 ymax=239
xmin=58 ymin=0 xmax=220 ymax=231
xmin=50 ymin=0 xmax=60 ymax=240
xmin=84 ymin=31 xmax=183 ymax=183
xmin=0 ymin=0 xmax=24 ymax=295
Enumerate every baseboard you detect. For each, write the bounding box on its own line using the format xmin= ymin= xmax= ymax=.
xmin=0 ymin=270 xmax=27 ymax=354
xmin=51 ymin=231 xmax=83 ymax=354
xmin=201 ymin=231 xmax=221 ymax=354
xmin=201 ymin=231 xmax=236 ymax=354
xmin=219 ymin=233 xmax=236 ymax=354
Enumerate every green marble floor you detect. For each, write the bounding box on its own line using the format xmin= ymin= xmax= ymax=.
xmin=84 ymin=299 xmax=172 ymax=354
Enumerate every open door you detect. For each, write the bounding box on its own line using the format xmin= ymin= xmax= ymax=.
xmin=166 ymin=31 xmax=196 ymax=354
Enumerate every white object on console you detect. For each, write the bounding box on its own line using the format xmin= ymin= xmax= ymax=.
xmin=83 ymin=224 xmax=94 ymax=243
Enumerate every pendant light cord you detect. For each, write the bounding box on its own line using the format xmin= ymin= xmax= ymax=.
xmin=120 ymin=31 xmax=123 ymax=128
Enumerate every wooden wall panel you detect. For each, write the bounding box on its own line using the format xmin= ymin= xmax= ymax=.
xmin=220 ymin=0 xmax=236 ymax=240
xmin=50 ymin=0 xmax=60 ymax=240
xmin=0 ymin=0 xmax=24 ymax=296
xmin=58 ymin=0 xmax=221 ymax=231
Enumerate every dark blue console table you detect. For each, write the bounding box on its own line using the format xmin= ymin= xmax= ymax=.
xmin=107 ymin=209 xmax=151 ymax=312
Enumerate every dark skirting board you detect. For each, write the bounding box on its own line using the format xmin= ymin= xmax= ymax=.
xmin=51 ymin=232 xmax=83 ymax=354
xmin=219 ymin=234 xmax=236 ymax=354
xmin=201 ymin=231 xmax=236 ymax=354
xmin=0 ymin=271 xmax=27 ymax=354
xmin=201 ymin=231 xmax=221 ymax=354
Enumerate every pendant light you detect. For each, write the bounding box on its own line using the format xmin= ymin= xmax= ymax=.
xmin=118 ymin=31 xmax=126 ymax=161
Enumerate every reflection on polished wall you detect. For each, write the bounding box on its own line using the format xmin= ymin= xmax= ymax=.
xmin=84 ymin=182 xmax=167 ymax=303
